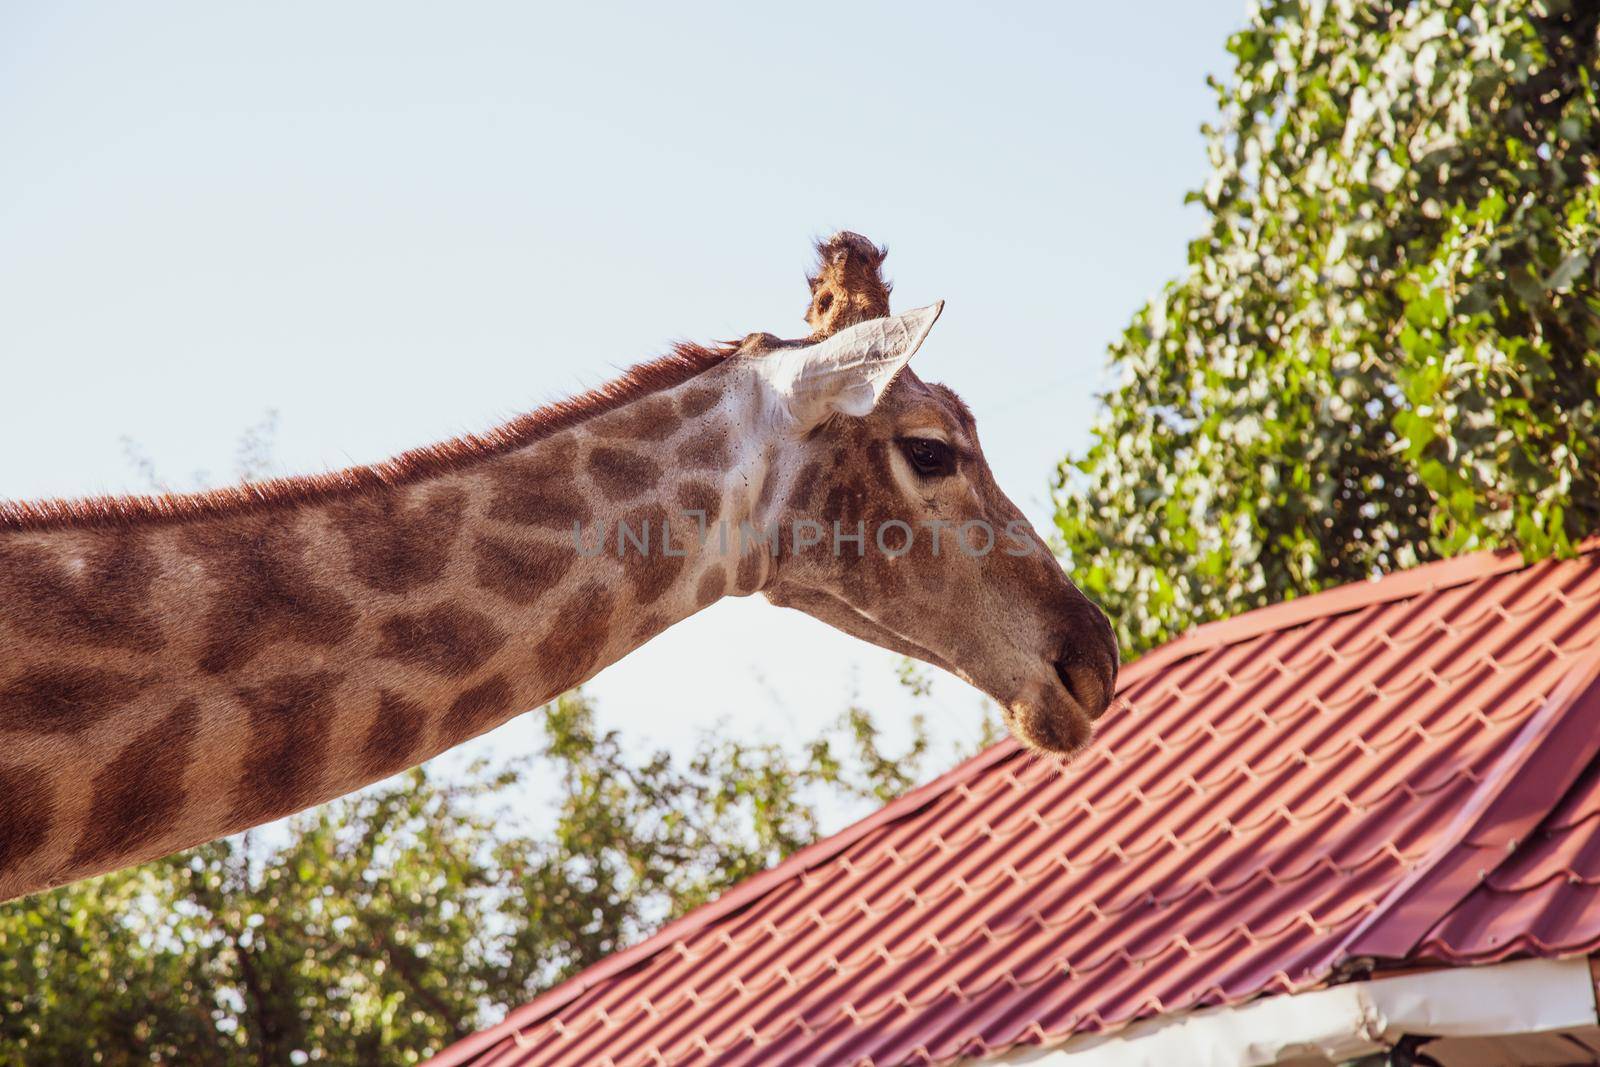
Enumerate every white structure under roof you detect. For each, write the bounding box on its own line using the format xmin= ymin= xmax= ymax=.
xmin=986 ymin=958 xmax=1600 ymax=1067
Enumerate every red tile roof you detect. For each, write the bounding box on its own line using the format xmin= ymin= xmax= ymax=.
xmin=429 ymin=542 xmax=1600 ymax=1067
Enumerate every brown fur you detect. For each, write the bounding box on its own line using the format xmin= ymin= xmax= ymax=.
xmin=676 ymin=385 xmax=721 ymax=419
xmin=376 ymin=605 xmax=508 ymax=678
xmin=228 ymin=671 xmax=342 ymax=827
xmin=734 ymin=548 xmax=765 ymax=595
xmin=0 ymin=666 xmax=149 ymax=735
xmin=486 ymin=453 xmax=594 ymax=530
xmin=0 ymin=534 xmax=166 ymax=652
xmin=0 ymin=765 xmax=53 ymax=870
xmin=695 ymin=565 xmax=727 ymax=608
xmin=587 ymin=447 xmax=662 ymax=502
xmin=439 ymin=674 xmax=515 ymax=744
xmin=592 ymin=395 xmax=682 ymax=442
xmin=331 ymin=486 xmax=469 ymax=595
xmin=535 ymin=582 xmax=615 ymax=692
xmin=70 ymin=700 xmax=200 ymax=866
xmin=676 ymin=433 xmax=731 ymax=472
xmin=473 ymin=534 xmax=575 ymax=605
xmin=362 ymin=691 xmax=432 ymax=779
xmin=630 ymin=612 xmax=669 ymax=643
xmin=179 ymin=519 xmax=359 ymax=675
xmin=786 ymin=460 xmax=824 ymax=512
xmin=676 ymin=482 xmax=723 ymax=527
xmin=618 ymin=503 xmax=686 ymax=604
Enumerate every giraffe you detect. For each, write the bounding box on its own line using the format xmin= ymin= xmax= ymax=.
xmin=0 ymin=233 xmax=1118 ymax=902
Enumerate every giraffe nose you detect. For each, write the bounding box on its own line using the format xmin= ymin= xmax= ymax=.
xmin=1054 ymin=658 xmax=1113 ymax=721
xmin=1054 ymin=610 xmax=1119 ymax=722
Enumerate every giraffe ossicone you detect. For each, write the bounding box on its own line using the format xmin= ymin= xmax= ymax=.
xmin=0 ymin=232 xmax=1117 ymax=901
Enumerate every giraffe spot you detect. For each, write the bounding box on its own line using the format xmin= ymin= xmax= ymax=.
xmin=786 ymin=461 xmax=824 ymax=512
xmin=618 ymin=504 xmax=685 ymax=605
xmin=676 ymin=385 xmax=720 ymax=419
xmin=676 ymin=434 xmax=730 ymax=473
xmin=361 ymin=690 xmax=431 ymax=779
xmin=0 ymin=534 xmax=166 ymax=653
xmin=70 ymin=699 xmax=199 ymax=869
xmin=179 ymin=519 xmax=358 ymax=675
xmin=536 ymin=583 xmax=615 ymax=693
xmin=0 ymin=764 xmax=53 ymax=873
xmin=869 ymin=548 xmax=908 ymax=599
xmin=227 ymin=672 xmax=341 ymax=829
xmin=377 ymin=604 xmax=508 ymax=678
xmin=587 ymin=447 xmax=661 ymax=502
xmin=695 ymin=566 xmax=727 ymax=608
xmin=592 ymin=395 xmax=681 ymax=442
xmin=437 ymin=673 xmax=515 ymax=743
xmin=474 ymin=534 xmax=574 ymax=605
xmin=631 ymin=612 xmax=668 ymax=642
xmin=735 ymin=548 xmax=766 ymax=594
xmin=486 ymin=454 xmax=594 ymax=531
xmin=755 ymin=445 xmax=780 ymax=514
xmin=821 ymin=482 xmax=867 ymax=533
xmin=330 ymin=486 xmax=467 ymax=595
xmin=0 ymin=666 xmax=149 ymax=735
xmin=677 ymin=482 xmax=722 ymax=528
xmin=866 ymin=440 xmax=895 ymax=489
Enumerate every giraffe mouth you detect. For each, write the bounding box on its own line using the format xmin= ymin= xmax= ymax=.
xmin=997 ymin=649 xmax=1115 ymax=757
xmin=1013 ymin=621 xmax=1120 ymax=755
xmin=1007 ymin=694 xmax=1093 ymax=756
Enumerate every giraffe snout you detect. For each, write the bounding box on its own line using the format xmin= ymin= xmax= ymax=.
xmin=1052 ymin=605 xmax=1120 ymax=723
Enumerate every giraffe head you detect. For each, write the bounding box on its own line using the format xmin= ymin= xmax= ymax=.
xmin=742 ymin=234 xmax=1119 ymax=755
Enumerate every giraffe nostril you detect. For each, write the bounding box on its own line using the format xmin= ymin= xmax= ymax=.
xmin=1053 ymin=602 xmax=1119 ymax=723
xmin=1054 ymin=653 xmax=1114 ymax=722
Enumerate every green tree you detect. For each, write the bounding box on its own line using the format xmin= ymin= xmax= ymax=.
xmin=0 ymin=693 xmax=951 ymax=1065
xmin=1055 ymin=0 xmax=1600 ymax=656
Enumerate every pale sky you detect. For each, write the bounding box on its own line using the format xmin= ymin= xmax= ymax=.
xmin=0 ymin=3 xmax=1245 ymax=781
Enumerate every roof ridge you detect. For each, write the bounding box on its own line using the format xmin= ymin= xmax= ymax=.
xmin=1123 ymin=538 xmax=1600 ymax=684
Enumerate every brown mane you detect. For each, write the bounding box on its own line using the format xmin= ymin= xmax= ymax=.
xmin=0 ymin=342 xmax=736 ymax=533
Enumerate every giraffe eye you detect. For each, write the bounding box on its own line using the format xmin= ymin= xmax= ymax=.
xmin=899 ymin=437 xmax=954 ymax=478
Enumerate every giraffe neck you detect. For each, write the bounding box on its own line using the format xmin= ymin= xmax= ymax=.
xmin=0 ymin=361 xmax=774 ymax=901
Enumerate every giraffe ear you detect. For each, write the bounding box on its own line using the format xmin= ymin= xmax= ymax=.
xmin=777 ymin=302 xmax=944 ymax=428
